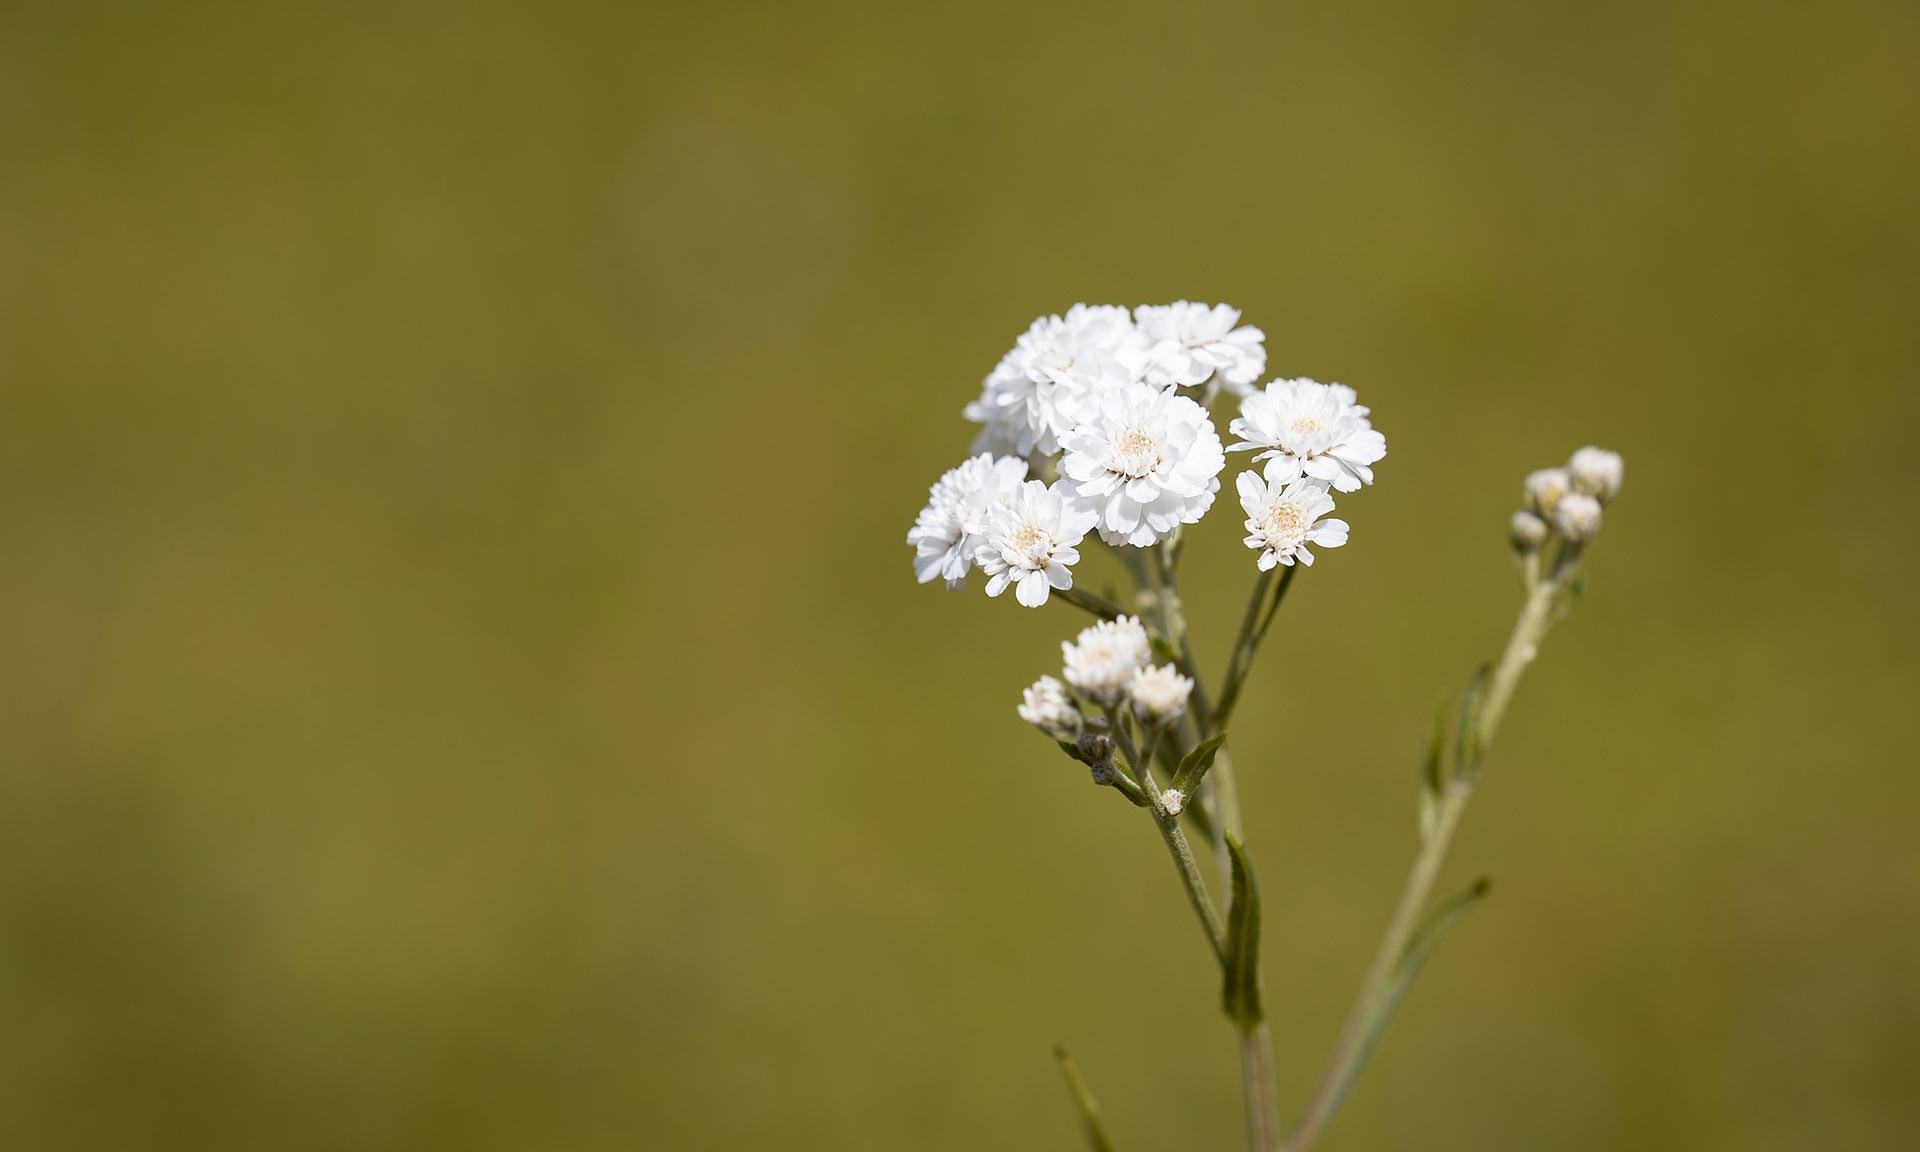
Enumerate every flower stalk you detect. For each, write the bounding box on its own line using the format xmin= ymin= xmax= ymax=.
xmin=1284 ymin=553 xmax=1582 ymax=1151
xmin=909 ymin=300 xmax=1624 ymax=1152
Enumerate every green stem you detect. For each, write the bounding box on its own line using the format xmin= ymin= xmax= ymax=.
xmin=1054 ymin=1045 xmax=1118 ymax=1152
xmin=1110 ymin=707 xmax=1224 ymax=960
xmin=1285 ymin=572 xmax=1567 ymax=1151
xmin=1056 ymin=583 xmax=1130 ymax=621
xmin=1285 ymin=781 xmax=1470 ymax=1151
xmin=1215 ymin=565 xmax=1297 ymax=731
xmin=1241 ymin=1022 xmax=1282 ymax=1152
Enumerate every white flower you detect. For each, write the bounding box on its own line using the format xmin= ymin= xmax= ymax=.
xmin=1524 ymin=467 xmax=1572 ymax=517
xmin=974 ymin=479 xmax=1098 ymax=607
xmin=1568 ymin=446 xmax=1624 ymax=503
xmin=1228 ymin=378 xmax=1386 ymax=493
xmin=1134 ymin=301 xmax=1266 ymax=393
xmin=1159 ymin=789 xmax=1186 ymax=815
xmin=1059 ymin=383 xmax=1226 ymax=547
xmin=1237 ymin=472 xmax=1349 ymax=569
xmin=1129 ymin=663 xmax=1194 ymax=725
xmin=1553 ymin=492 xmax=1603 ymax=542
xmin=1062 ymin=615 xmax=1152 ymax=705
xmin=1017 ymin=675 xmax=1082 ymax=739
xmin=964 ymin=304 xmax=1149 ymax=458
xmin=906 ymin=454 xmax=1029 ymax=587
xmin=1509 ymin=509 xmax=1549 ymax=555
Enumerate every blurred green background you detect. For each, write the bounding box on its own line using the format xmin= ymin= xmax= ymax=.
xmin=4 ymin=0 xmax=1918 ymax=1148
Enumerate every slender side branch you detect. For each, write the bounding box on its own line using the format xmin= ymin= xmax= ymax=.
xmin=1286 ymin=569 xmax=1569 ymax=1152
xmin=1110 ymin=706 xmax=1224 ymax=960
xmin=1215 ymin=565 xmax=1297 ymax=731
xmin=1057 ymin=583 xmax=1131 ymax=622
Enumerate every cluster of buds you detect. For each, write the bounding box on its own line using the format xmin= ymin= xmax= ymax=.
xmin=1510 ymin=446 xmax=1623 ymax=558
xmin=1017 ymin=615 xmax=1196 ymax=784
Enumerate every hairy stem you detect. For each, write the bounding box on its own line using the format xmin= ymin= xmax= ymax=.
xmin=1148 ymin=545 xmax=1282 ymax=1152
xmin=1112 ymin=707 xmax=1224 ymax=960
xmin=1241 ymin=1021 xmax=1283 ymax=1152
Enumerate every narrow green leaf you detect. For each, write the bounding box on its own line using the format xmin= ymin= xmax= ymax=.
xmin=1397 ymin=876 xmax=1492 ymax=981
xmin=1057 ymin=739 xmax=1088 ymax=764
xmin=1053 ymin=1045 xmax=1118 ymax=1152
xmin=1171 ymin=731 xmax=1228 ymax=794
xmin=1327 ymin=878 xmax=1493 ymax=1123
xmin=1418 ymin=699 xmax=1447 ymax=843
xmin=1454 ymin=663 xmax=1491 ymax=781
xmin=1221 ymin=833 xmax=1264 ymax=1027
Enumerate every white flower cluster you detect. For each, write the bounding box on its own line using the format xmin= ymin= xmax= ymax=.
xmin=964 ymin=302 xmax=1265 ymax=461
xmin=1224 ymin=377 xmax=1385 ymax=569
xmin=907 ymin=302 xmax=1383 ymax=604
xmin=1511 ymin=446 xmax=1624 ymax=553
xmin=1018 ymin=616 xmax=1194 ymax=744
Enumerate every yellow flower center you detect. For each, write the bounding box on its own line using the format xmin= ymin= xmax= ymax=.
xmin=1112 ymin=426 xmax=1161 ymax=477
xmin=1006 ymin=521 xmax=1049 ymax=560
xmin=1262 ymin=500 xmax=1306 ymax=541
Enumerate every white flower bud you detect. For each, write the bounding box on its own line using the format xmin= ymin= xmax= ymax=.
xmin=1128 ymin=663 xmax=1194 ymax=726
xmin=1509 ymin=510 xmax=1549 ymax=555
xmin=1160 ymin=789 xmax=1186 ymax=815
xmin=1567 ymin=446 xmax=1623 ymax=503
xmin=1523 ymin=468 xmax=1572 ymax=517
xmin=1062 ymin=615 xmax=1152 ymax=705
xmin=1017 ymin=675 xmax=1082 ymax=739
xmin=1552 ymin=492 xmax=1603 ymax=543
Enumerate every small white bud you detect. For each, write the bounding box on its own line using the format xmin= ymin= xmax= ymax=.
xmin=1567 ymin=446 xmax=1624 ymax=503
xmin=1017 ymin=675 xmax=1082 ymax=739
xmin=1508 ymin=510 xmax=1549 ymax=555
xmin=1128 ymin=663 xmax=1194 ymax=726
xmin=1160 ymin=789 xmax=1186 ymax=815
xmin=1523 ymin=468 xmax=1572 ymax=517
xmin=1553 ymin=492 xmax=1603 ymax=543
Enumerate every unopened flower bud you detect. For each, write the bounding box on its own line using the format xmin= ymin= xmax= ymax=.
xmin=1017 ymin=675 xmax=1082 ymax=739
xmin=1088 ymin=761 xmax=1117 ymax=786
xmin=1567 ymin=446 xmax=1623 ymax=503
xmin=1523 ymin=468 xmax=1571 ymax=517
xmin=1076 ymin=731 xmax=1113 ymax=765
xmin=1553 ymin=492 xmax=1603 ymax=543
xmin=1509 ymin=510 xmax=1549 ymax=555
xmin=1160 ymin=789 xmax=1186 ymax=815
xmin=1128 ymin=663 xmax=1194 ymax=726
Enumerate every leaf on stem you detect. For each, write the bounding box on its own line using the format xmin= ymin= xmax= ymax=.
xmin=1389 ymin=878 xmax=1491 ymax=1007
xmin=1053 ymin=1044 xmax=1118 ymax=1152
xmin=1221 ymin=833 xmax=1264 ymax=1027
xmin=1334 ymin=878 xmax=1493 ymax=1118
xmin=1171 ymin=731 xmax=1228 ymax=795
xmin=1454 ymin=663 xmax=1491 ymax=781
xmin=1418 ymin=700 xmax=1447 ymax=844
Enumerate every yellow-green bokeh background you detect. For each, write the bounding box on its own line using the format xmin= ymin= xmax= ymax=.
xmin=5 ymin=1 xmax=1918 ymax=1148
